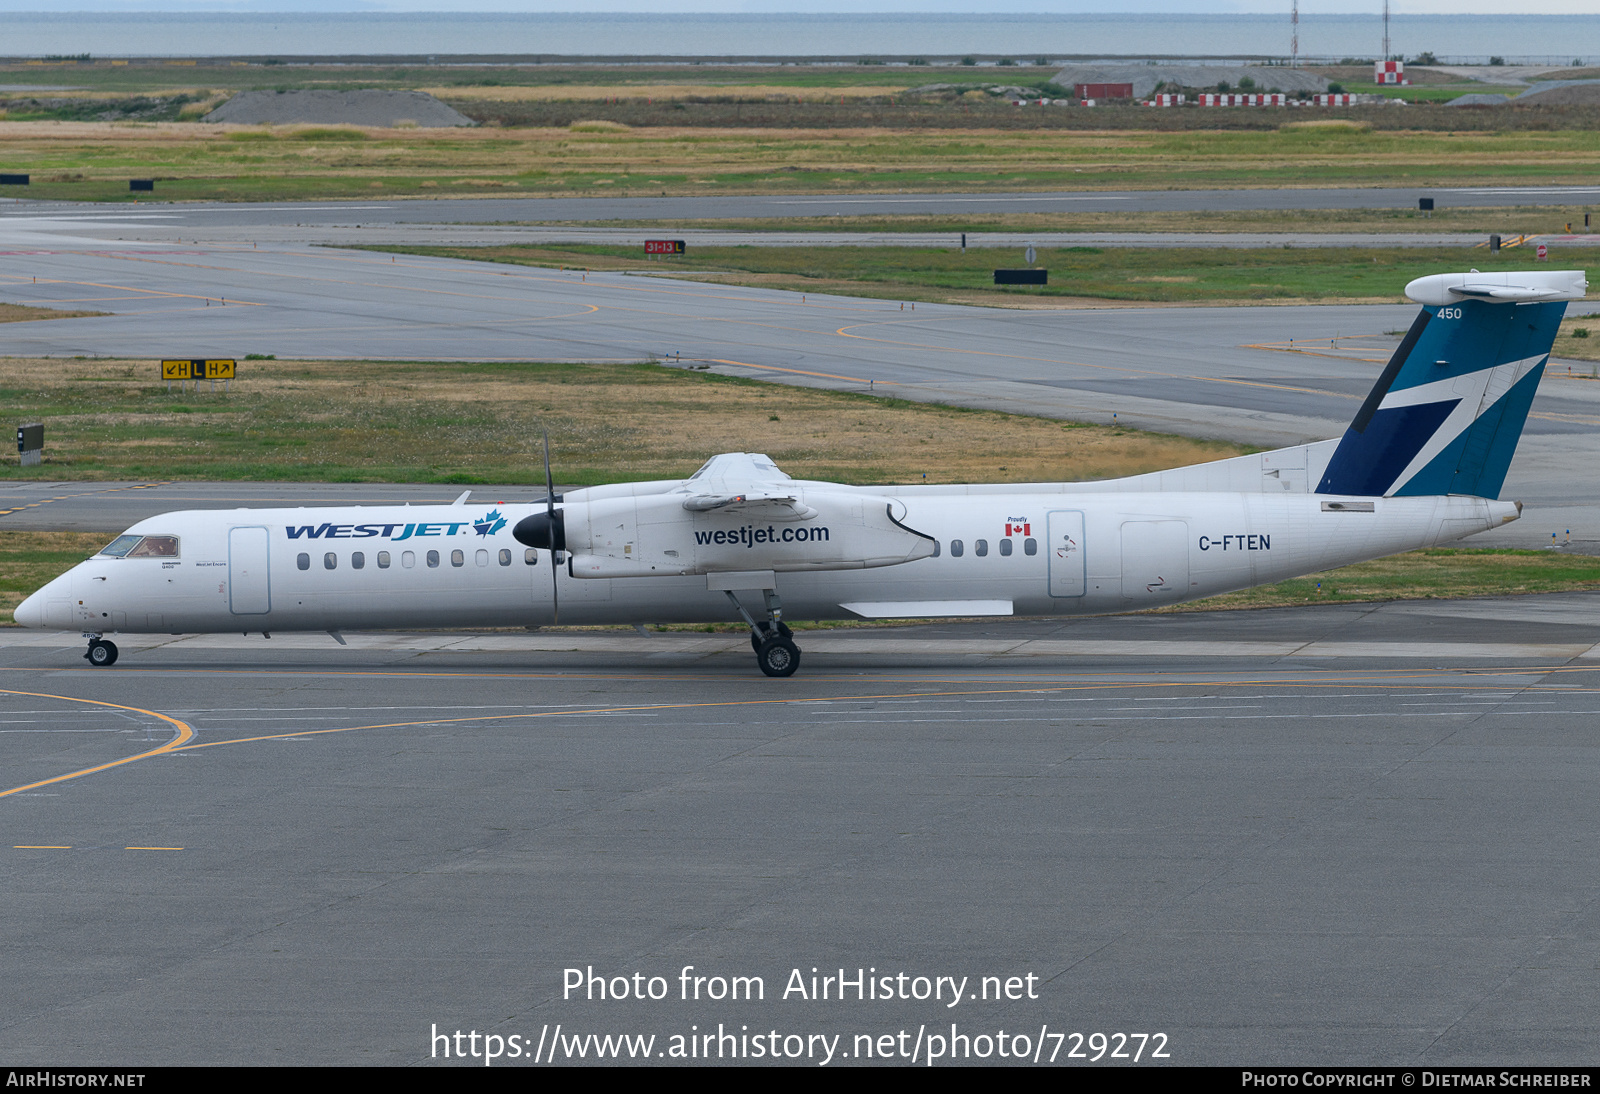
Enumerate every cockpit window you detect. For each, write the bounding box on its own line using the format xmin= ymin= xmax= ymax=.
xmin=97 ymin=535 xmax=143 ymax=558
xmin=100 ymin=535 xmax=180 ymax=559
xmin=127 ymin=536 xmax=179 ymax=558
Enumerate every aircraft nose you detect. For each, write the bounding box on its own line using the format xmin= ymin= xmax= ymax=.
xmin=12 ymin=590 xmax=43 ymax=629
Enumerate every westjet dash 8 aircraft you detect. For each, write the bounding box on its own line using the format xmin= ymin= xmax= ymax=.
xmin=14 ymin=268 xmax=1588 ymax=676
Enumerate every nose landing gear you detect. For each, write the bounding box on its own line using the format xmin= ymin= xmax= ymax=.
xmin=83 ymin=634 xmax=118 ymax=667
xmin=723 ymin=589 xmax=800 ymax=677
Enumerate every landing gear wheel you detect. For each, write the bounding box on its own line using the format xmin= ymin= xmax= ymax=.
xmin=750 ymin=621 xmax=794 ymax=651
xmin=85 ymin=639 xmax=118 ymax=667
xmin=756 ymin=636 xmax=800 ymax=678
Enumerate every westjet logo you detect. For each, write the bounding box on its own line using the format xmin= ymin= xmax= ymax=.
xmin=285 ymin=522 xmax=469 ymax=541
xmin=695 ymin=525 xmax=831 ymax=547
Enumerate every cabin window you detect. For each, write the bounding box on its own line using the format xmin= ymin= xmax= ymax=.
xmin=401 ymin=551 xmax=416 ymax=569
xmin=950 ymin=539 xmax=964 ymax=557
xmin=999 ymin=538 xmax=1013 ymax=557
xmin=351 ymin=551 xmax=364 ymax=570
xmin=476 ymin=549 xmax=490 ymax=567
xmin=1024 ymin=538 xmax=1037 ymax=556
xmin=296 ymin=553 xmax=310 ymax=571
xmin=324 ymin=552 xmax=337 ymax=570
xmin=499 ymin=549 xmax=513 ymax=567
xmin=451 ymin=549 xmax=464 ymax=568
xmin=377 ymin=551 xmax=391 ymax=569
xmin=426 ymin=550 xmax=440 ymax=568
xmin=931 ymin=540 xmax=940 ymax=557
xmin=525 ymin=548 xmax=538 ymax=566
xmin=975 ymin=539 xmax=988 ymax=557
xmin=127 ymin=535 xmax=179 ymax=558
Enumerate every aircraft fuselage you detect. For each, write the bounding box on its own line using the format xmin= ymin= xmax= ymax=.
xmin=23 ymin=490 xmax=1517 ymax=635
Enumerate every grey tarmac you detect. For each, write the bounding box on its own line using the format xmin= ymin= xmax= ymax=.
xmin=5 ymin=595 xmax=1600 ymax=1064
xmin=9 ymin=184 xmax=1600 ymax=225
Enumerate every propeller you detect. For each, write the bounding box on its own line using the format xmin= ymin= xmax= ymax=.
xmin=512 ymin=431 xmax=565 ymax=624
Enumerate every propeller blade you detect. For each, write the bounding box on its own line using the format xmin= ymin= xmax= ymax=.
xmin=544 ymin=430 xmax=559 ymax=625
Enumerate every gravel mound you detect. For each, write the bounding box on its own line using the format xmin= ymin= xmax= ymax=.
xmin=1516 ymin=80 xmax=1600 ymax=105
xmin=1053 ymin=64 xmax=1328 ymax=98
xmin=202 ymin=89 xmax=474 ymax=127
xmin=1447 ymin=93 xmax=1512 ymax=107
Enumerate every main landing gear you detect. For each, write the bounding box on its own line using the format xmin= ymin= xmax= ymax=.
xmin=724 ymin=589 xmax=800 ymax=678
xmin=83 ymin=634 xmax=118 ymax=667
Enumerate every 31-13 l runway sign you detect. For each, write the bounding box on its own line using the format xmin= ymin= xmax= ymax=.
xmin=644 ymin=240 xmax=686 ymax=255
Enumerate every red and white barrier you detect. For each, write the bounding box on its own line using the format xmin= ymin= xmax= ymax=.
xmin=1199 ymin=93 xmax=1286 ymax=107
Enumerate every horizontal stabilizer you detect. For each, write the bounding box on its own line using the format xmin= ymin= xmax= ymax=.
xmin=1406 ymin=269 xmax=1588 ymax=305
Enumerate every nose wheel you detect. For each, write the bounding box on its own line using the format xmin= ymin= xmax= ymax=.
xmin=84 ymin=637 xmax=118 ymax=667
xmin=724 ymin=589 xmax=801 ymax=677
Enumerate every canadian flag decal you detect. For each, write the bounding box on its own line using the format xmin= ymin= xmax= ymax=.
xmin=1004 ymin=522 xmax=1031 ymax=537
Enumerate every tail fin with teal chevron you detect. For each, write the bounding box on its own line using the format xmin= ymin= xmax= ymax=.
xmin=1315 ymin=269 xmax=1589 ymax=499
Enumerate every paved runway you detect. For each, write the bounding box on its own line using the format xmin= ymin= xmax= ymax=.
xmin=0 ymin=202 xmax=1507 ymax=249
xmin=9 ymin=184 xmax=1600 ymax=225
xmin=6 ymin=596 xmax=1600 ymax=1065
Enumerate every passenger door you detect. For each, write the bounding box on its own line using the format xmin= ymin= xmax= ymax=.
xmin=228 ymin=526 xmax=271 ymax=615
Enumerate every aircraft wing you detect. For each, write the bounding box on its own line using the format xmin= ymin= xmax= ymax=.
xmin=685 ymin=452 xmax=792 ymax=489
xmin=679 ymin=452 xmax=817 ymax=519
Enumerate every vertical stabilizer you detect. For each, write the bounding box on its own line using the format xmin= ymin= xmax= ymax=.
xmin=1316 ymin=269 xmax=1587 ymax=499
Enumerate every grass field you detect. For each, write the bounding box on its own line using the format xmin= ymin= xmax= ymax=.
xmin=365 ymin=243 xmax=1600 ymax=306
xmin=5 ymin=121 xmax=1600 ymax=203
xmin=1557 ymin=317 xmax=1600 ymax=363
xmin=1177 ymin=548 xmax=1600 ymax=611
xmin=0 ymin=302 xmax=108 ymax=323
xmin=1 ymin=531 xmax=110 ymax=624
xmin=0 ymin=356 xmax=1244 ymax=485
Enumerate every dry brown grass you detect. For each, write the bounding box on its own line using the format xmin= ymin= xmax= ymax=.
xmin=1555 ymin=317 xmax=1600 ymax=364
xmin=0 ymin=302 xmax=109 ymax=323
xmin=0 ymin=357 xmax=1245 ymax=486
xmin=4 ymin=121 xmax=1600 ymax=205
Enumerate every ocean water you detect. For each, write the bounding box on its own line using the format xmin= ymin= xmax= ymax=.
xmin=0 ymin=12 xmax=1594 ymax=63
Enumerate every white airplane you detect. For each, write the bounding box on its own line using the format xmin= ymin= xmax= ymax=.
xmin=14 ymin=268 xmax=1587 ymax=677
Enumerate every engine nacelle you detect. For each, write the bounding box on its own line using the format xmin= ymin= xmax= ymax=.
xmin=562 ymin=491 xmax=934 ymax=579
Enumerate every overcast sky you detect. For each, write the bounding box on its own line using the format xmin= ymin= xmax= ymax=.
xmin=0 ymin=2 xmax=1586 ymax=14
